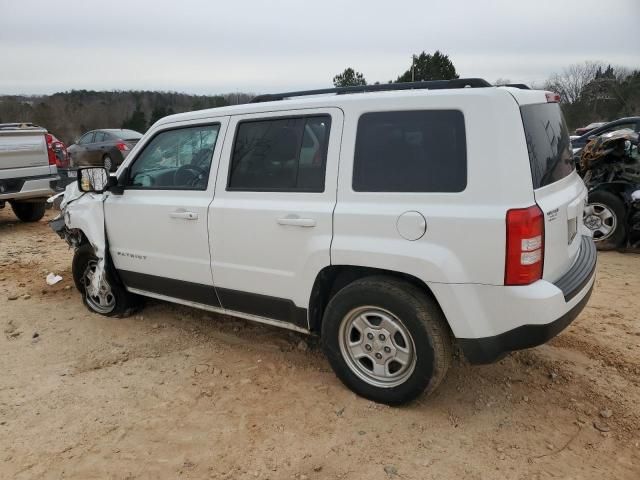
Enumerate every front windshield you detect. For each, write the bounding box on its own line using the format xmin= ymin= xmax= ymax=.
xmin=128 ymin=125 xmax=220 ymax=190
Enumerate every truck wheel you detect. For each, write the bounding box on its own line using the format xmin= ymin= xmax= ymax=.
xmin=10 ymin=201 xmax=46 ymax=222
xmin=321 ymin=276 xmax=452 ymax=405
xmin=72 ymin=244 xmax=140 ymax=317
xmin=584 ymin=190 xmax=627 ymax=250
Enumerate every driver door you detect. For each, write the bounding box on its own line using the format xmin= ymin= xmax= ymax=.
xmin=104 ymin=118 xmax=229 ymax=306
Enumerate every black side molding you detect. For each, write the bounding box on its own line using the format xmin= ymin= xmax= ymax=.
xmin=553 ymin=236 xmax=597 ymax=302
xmin=459 ymin=282 xmax=594 ymax=365
xmin=117 ymin=270 xmax=308 ymax=329
xmin=119 ymin=270 xmax=221 ymax=307
xmin=216 ymin=288 xmax=308 ymax=330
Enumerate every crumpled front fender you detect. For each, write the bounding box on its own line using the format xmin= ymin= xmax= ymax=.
xmin=53 ymin=182 xmax=108 ymax=296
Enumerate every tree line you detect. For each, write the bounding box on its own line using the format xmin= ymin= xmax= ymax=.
xmin=0 ymin=90 xmax=254 ymax=144
xmin=333 ymin=53 xmax=639 ymax=131
xmin=0 ymin=51 xmax=637 ymax=145
xmin=544 ymin=62 xmax=640 ymax=130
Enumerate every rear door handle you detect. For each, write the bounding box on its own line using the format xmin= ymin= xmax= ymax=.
xmin=169 ymin=210 xmax=198 ymax=220
xmin=277 ymin=216 xmax=316 ymax=227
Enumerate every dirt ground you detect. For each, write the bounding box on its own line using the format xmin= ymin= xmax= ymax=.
xmin=0 ymin=206 xmax=639 ymax=480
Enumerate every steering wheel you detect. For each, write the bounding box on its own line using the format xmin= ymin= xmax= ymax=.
xmin=174 ymin=164 xmax=207 ymax=187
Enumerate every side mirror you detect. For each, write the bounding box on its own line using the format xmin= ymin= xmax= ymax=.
xmin=78 ymin=167 xmax=110 ymax=193
xmin=107 ymin=166 xmax=128 ymax=195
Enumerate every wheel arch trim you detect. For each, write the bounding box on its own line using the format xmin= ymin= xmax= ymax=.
xmin=308 ymin=265 xmax=447 ymax=333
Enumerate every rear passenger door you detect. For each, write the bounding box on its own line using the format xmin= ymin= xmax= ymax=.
xmin=210 ymin=109 xmax=343 ymax=330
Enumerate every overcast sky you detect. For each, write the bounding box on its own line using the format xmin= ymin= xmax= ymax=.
xmin=1 ymin=0 xmax=638 ymax=96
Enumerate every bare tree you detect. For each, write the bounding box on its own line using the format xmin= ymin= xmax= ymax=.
xmin=544 ymin=61 xmax=603 ymax=104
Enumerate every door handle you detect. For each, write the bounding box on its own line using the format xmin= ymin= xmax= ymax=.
xmin=169 ymin=210 xmax=198 ymax=220
xmin=277 ymin=216 xmax=316 ymax=227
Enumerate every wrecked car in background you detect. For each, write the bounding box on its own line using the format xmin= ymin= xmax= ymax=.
xmin=581 ymin=129 xmax=640 ymax=250
xmin=572 ymin=116 xmax=640 ymax=157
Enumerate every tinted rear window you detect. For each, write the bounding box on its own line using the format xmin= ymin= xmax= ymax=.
xmin=110 ymin=130 xmax=142 ymax=141
xmin=520 ymin=103 xmax=574 ymax=189
xmin=353 ymin=110 xmax=466 ymax=192
xmin=228 ymin=115 xmax=331 ymax=192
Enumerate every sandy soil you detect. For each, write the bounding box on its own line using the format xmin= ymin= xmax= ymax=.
xmin=0 ymin=206 xmax=639 ymax=480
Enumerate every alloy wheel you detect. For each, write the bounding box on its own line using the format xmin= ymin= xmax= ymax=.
xmin=584 ymin=203 xmax=617 ymax=241
xmin=338 ymin=306 xmax=417 ymax=388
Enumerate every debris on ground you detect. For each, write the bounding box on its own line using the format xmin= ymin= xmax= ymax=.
xmin=45 ymin=273 xmax=63 ymax=286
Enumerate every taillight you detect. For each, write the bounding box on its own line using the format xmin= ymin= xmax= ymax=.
xmin=545 ymin=92 xmax=561 ymax=103
xmin=116 ymin=142 xmax=129 ymax=151
xmin=505 ymin=205 xmax=544 ymax=286
xmin=45 ymin=133 xmax=57 ymax=166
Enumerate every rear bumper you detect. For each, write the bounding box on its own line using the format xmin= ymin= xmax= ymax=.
xmin=55 ymin=168 xmax=78 ymax=191
xmin=433 ymin=236 xmax=597 ymax=364
xmin=553 ymin=236 xmax=597 ymax=301
xmin=458 ymin=282 xmax=593 ymax=364
xmin=0 ymin=174 xmax=59 ymax=201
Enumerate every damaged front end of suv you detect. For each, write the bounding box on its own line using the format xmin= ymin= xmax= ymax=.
xmin=48 ymin=169 xmax=119 ymax=313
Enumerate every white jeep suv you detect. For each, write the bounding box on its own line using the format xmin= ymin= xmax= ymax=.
xmin=51 ymin=79 xmax=596 ymax=405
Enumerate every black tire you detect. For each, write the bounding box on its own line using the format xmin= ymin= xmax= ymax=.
xmin=72 ymin=243 xmax=140 ymax=317
xmin=10 ymin=200 xmax=46 ymax=222
xmin=321 ymin=276 xmax=452 ymax=405
xmin=586 ymin=190 xmax=627 ymax=250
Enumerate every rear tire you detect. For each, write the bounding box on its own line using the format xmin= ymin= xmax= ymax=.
xmin=10 ymin=201 xmax=46 ymax=222
xmin=72 ymin=244 xmax=140 ymax=317
xmin=321 ymin=276 xmax=452 ymax=405
xmin=585 ymin=190 xmax=627 ymax=250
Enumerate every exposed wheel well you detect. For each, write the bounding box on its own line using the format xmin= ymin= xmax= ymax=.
xmin=591 ymin=183 xmax=627 ymax=197
xmin=308 ymin=265 xmax=442 ymax=333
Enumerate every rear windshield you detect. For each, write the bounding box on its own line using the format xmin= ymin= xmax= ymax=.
xmin=520 ymin=103 xmax=574 ymax=189
xmin=111 ymin=130 xmax=142 ymax=141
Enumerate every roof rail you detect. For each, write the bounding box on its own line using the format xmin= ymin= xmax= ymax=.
xmin=250 ymin=78 xmax=492 ymax=103
xmin=502 ymin=83 xmax=530 ymax=90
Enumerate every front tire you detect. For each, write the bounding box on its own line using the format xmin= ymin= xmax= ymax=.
xmin=10 ymin=200 xmax=46 ymax=222
xmin=72 ymin=244 xmax=140 ymax=317
xmin=321 ymin=276 xmax=452 ymax=405
xmin=584 ymin=190 xmax=627 ymax=250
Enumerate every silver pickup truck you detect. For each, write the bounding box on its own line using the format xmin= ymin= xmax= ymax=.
xmin=0 ymin=123 xmax=59 ymax=222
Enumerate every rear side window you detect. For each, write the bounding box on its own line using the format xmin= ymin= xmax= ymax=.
xmin=353 ymin=110 xmax=466 ymax=192
xmin=228 ymin=115 xmax=331 ymax=192
xmin=520 ymin=103 xmax=574 ymax=189
xmin=78 ymin=132 xmax=94 ymax=145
